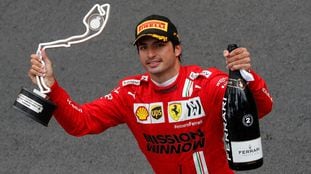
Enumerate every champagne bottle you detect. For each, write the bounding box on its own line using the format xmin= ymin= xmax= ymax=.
xmin=222 ymin=44 xmax=263 ymax=170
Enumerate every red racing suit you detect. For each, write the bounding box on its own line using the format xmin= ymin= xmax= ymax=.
xmin=48 ymin=65 xmax=273 ymax=174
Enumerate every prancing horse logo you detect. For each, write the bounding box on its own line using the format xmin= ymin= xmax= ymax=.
xmin=169 ymin=103 xmax=182 ymax=121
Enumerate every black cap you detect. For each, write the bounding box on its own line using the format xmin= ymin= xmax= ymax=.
xmin=133 ymin=15 xmax=180 ymax=45
xmin=227 ymin=44 xmax=239 ymax=52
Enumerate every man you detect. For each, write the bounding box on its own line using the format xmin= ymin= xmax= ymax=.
xmin=28 ymin=15 xmax=273 ymax=174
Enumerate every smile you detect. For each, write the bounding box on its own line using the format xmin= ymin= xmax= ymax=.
xmin=147 ymin=60 xmax=162 ymax=68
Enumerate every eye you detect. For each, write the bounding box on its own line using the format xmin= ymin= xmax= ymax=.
xmin=138 ymin=45 xmax=147 ymax=51
xmin=155 ymin=42 xmax=165 ymax=48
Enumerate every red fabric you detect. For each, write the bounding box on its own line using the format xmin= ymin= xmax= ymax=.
xmin=49 ymin=65 xmax=273 ymax=174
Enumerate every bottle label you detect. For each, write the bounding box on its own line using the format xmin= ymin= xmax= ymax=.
xmin=231 ymin=137 xmax=263 ymax=163
xmin=227 ymin=78 xmax=246 ymax=89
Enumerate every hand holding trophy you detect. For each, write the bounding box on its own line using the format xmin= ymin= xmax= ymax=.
xmin=13 ymin=3 xmax=111 ymax=126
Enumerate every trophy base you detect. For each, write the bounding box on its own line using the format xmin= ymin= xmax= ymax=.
xmin=13 ymin=87 xmax=56 ymax=127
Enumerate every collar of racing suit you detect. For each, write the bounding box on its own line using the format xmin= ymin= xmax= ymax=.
xmin=150 ymin=67 xmax=184 ymax=93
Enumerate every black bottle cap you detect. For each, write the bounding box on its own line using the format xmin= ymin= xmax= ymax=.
xmin=227 ymin=44 xmax=239 ymax=52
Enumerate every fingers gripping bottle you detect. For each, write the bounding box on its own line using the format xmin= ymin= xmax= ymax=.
xmin=222 ymin=44 xmax=263 ymax=170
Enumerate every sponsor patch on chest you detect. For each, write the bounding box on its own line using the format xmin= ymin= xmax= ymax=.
xmin=133 ymin=97 xmax=205 ymax=124
xmin=168 ymin=97 xmax=205 ymax=123
xmin=134 ymin=102 xmax=165 ymax=124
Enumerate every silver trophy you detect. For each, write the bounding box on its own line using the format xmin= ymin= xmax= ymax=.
xmin=13 ymin=3 xmax=110 ymax=126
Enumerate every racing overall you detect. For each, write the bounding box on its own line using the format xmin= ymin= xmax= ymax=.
xmin=49 ymin=65 xmax=273 ymax=174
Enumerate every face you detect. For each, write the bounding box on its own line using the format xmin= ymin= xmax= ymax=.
xmin=137 ymin=37 xmax=182 ymax=83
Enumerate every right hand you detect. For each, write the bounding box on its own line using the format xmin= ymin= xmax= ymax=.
xmin=28 ymin=50 xmax=55 ymax=88
xmin=223 ymin=47 xmax=251 ymax=71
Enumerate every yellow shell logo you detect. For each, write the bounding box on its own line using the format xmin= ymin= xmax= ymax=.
xmin=136 ymin=106 xmax=149 ymax=121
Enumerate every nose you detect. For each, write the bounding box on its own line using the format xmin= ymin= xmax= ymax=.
xmin=147 ymin=48 xmax=156 ymax=58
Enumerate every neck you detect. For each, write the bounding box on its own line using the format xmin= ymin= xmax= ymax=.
xmin=150 ymin=63 xmax=180 ymax=84
xmin=152 ymin=73 xmax=179 ymax=87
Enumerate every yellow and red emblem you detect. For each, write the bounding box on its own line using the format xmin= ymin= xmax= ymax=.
xmin=136 ymin=20 xmax=168 ymax=35
xmin=135 ymin=106 xmax=149 ymax=121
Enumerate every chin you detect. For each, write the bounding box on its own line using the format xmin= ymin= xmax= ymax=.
xmin=147 ymin=67 xmax=163 ymax=74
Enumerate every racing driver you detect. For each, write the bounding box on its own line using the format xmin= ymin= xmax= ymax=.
xmin=28 ymin=15 xmax=273 ymax=174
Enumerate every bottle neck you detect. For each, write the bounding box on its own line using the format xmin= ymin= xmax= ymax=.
xmin=229 ymin=70 xmax=243 ymax=79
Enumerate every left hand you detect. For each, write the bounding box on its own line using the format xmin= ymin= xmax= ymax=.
xmin=223 ymin=47 xmax=251 ymax=71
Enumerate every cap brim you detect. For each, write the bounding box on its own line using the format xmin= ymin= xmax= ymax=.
xmin=133 ymin=34 xmax=168 ymax=45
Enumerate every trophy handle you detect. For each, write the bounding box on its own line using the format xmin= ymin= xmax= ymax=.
xmin=34 ymin=3 xmax=110 ymax=95
xmin=35 ymin=50 xmax=50 ymax=95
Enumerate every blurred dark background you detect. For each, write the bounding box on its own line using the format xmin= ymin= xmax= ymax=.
xmin=1 ymin=0 xmax=310 ymax=173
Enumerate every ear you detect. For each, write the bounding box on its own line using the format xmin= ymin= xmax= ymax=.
xmin=174 ymin=44 xmax=182 ymax=57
